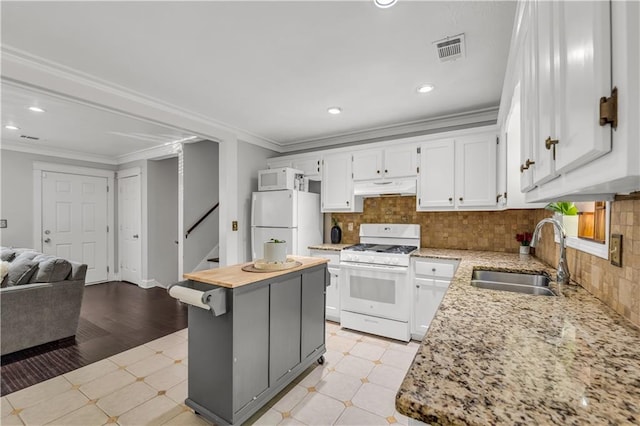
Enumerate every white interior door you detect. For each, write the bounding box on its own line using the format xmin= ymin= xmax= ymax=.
xmin=118 ymin=175 xmax=142 ymax=285
xmin=42 ymin=171 xmax=108 ymax=283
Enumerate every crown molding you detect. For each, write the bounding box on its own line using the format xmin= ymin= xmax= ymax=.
xmin=277 ymin=106 xmax=499 ymax=153
xmin=1 ymin=140 xmax=118 ymax=165
xmin=116 ymin=142 xmax=185 ymax=165
xmin=1 ymin=45 xmax=282 ymax=152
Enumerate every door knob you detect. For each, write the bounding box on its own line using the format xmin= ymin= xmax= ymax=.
xmin=133 ymin=234 xmax=139 ymax=239
xmin=44 ymin=238 xmax=51 ymax=243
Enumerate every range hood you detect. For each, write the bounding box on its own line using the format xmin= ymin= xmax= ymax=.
xmin=353 ymin=178 xmax=417 ymax=197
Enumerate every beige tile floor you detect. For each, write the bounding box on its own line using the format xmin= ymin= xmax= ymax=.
xmin=0 ymin=322 xmax=420 ymax=425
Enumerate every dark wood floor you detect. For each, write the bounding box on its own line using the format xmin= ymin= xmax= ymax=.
xmin=1 ymin=281 xmax=188 ymax=396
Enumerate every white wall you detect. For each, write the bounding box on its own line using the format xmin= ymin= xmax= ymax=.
xmin=183 ymin=140 xmax=219 ymax=272
xmin=148 ymin=157 xmax=179 ymax=286
xmin=237 ymin=140 xmax=278 ymax=262
xmin=0 ymin=149 xmax=116 ymax=248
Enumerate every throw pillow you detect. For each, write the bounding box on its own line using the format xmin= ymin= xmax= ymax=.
xmin=1 ymin=260 xmax=9 ymax=288
xmin=31 ymin=255 xmax=72 ymax=282
xmin=7 ymin=259 xmax=39 ymax=286
xmin=0 ymin=247 xmax=16 ymax=262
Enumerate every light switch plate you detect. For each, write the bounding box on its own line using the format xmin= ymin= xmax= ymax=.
xmin=0 ymin=219 xmax=6 ymax=228
xmin=232 ymin=221 xmax=238 ymax=231
xmin=610 ymin=234 xmax=622 ymax=267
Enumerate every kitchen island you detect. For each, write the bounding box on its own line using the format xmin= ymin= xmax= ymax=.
xmin=174 ymin=256 xmax=328 ymax=426
xmin=396 ymin=249 xmax=640 ymax=425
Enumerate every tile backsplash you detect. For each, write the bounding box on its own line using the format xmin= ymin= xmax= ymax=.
xmin=532 ymin=199 xmax=640 ymax=328
xmin=331 ymin=196 xmax=539 ymax=252
xmin=331 ymin=196 xmax=640 ymax=328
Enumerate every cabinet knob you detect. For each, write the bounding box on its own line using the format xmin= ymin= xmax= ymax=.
xmin=385 ymin=169 xmax=388 ymax=173
xmin=416 ymin=285 xmax=420 ymax=288
xmin=432 ymin=268 xmax=436 ymax=272
xmin=346 ymin=200 xmax=350 ymax=206
xmin=459 ymin=197 xmax=463 ymax=202
xmin=377 ymin=170 xmax=380 ymax=174
xmin=448 ymin=197 xmax=453 ymax=202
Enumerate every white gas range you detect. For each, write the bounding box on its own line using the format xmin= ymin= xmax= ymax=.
xmin=339 ymin=224 xmax=420 ymax=342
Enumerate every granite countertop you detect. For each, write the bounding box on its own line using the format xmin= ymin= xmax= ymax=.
xmin=309 ymin=244 xmax=351 ymax=251
xmin=183 ymin=256 xmax=327 ymax=288
xmin=397 ymin=248 xmax=640 ymax=425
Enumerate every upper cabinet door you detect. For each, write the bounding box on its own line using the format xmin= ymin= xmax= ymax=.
xmin=292 ymin=157 xmax=321 ymax=178
xmin=352 ymin=149 xmax=383 ymax=181
xmin=384 ymin=145 xmax=418 ymax=179
xmin=417 ymin=139 xmax=455 ymax=209
xmin=533 ymin=0 xmax=558 ymax=186
xmin=519 ymin=4 xmax=537 ymax=193
xmin=554 ymin=0 xmax=611 ymax=174
xmin=455 ymin=134 xmax=497 ymax=208
xmin=321 ymin=152 xmax=354 ymax=211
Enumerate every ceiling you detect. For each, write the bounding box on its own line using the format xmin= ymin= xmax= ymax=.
xmin=1 ymin=1 xmax=516 ymax=160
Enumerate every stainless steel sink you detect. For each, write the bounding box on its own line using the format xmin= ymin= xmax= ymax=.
xmin=471 ymin=270 xmax=555 ymax=296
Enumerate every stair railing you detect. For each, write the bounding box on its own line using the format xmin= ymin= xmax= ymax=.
xmin=185 ymin=202 xmax=219 ymax=239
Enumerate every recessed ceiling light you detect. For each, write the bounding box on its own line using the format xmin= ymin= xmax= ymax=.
xmin=4 ymin=125 xmax=20 ymax=130
xmin=28 ymin=106 xmax=46 ymax=113
xmin=417 ymin=84 xmax=435 ymax=94
xmin=327 ymin=107 xmax=342 ymax=115
xmin=374 ymin=0 xmax=398 ymax=9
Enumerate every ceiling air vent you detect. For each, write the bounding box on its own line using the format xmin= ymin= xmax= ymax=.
xmin=434 ymin=33 xmax=465 ymax=62
xmin=20 ymin=135 xmax=40 ymax=141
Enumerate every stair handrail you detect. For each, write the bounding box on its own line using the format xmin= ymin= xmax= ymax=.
xmin=185 ymin=202 xmax=219 ymax=239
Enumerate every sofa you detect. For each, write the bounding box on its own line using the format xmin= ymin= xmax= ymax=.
xmin=1 ymin=247 xmax=87 ymax=356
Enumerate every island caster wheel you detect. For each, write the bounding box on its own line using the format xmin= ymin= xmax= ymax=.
xmin=317 ymin=355 xmax=325 ymax=365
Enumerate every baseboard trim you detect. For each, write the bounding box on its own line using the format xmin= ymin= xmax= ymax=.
xmin=139 ymin=279 xmax=161 ymax=289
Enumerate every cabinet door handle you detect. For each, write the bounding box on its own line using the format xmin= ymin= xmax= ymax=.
xmin=520 ymin=158 xmax=536 ymax=173
xmin=545 ymin=137 xmax=559 ymax=150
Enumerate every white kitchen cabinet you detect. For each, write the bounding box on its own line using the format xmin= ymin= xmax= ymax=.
xmin=267 ymin=158 xmax=293 ymax=170
xmin=352 ymin=145 xmax=417 ymax=181
xmin=417 ymin=139 xmax=455 ymax=208
xmin=352 ymin=149 xmax=383 ymax=181
xmin=383 ymin=145 xmax=418 ymax=179
xmin=292 ymin=156 xmax=321 ymax=179
xmin=505 ymin=0 xmax=636 ymax=201
xmin=267 ymin=155 xmax=321 ymax=179
xmin=321 ymin=152 xmax=363 ymax=212
xmin=310 ymin=249 xmax=340 ymax=322
xmin=411 ymin=258 xmax=459 ymax=340
xmin=417 ymin=132 xmax=497 ymax=211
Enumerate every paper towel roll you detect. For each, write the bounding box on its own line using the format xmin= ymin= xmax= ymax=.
xmin=169 ymin=285 xmax=211 ymax=310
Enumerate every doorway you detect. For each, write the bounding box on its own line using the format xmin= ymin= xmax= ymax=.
xmin=34 ymin=162 xmax=115 ymax=284
xmin=117 ymin=168 xmax=142 ymax=285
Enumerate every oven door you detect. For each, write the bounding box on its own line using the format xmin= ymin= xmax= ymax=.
xmin=339 ymin=262 xmax=409 ymax=322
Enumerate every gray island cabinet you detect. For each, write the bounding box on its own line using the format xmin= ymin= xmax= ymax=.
xmin=172 ymin=256 xmax=328 ymax=426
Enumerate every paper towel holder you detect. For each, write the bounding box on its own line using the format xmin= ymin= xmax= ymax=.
xmin=168 ymin=282 xmax=227 ymax=317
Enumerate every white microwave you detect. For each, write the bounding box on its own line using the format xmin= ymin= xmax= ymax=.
xmin=258 ymin=167 xmax=304 ymax=191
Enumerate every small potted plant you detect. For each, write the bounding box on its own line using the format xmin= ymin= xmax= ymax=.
xmin=516 ymin=232 xmax=533 ymax=255
xmin=264 ymin=238 xmax=287 ymax=263
xmin=545 ymin=202 xmax=579 ymax=237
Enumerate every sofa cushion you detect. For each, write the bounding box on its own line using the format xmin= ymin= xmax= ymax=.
xmin=1 ymin=274 xmax=7 ymax=288
xmin=31 ymin=255 xmax=72 ymax=282
xmin=7 ymin=259 xmax=39 ymax=286
xmin=1 ymin=248 xmax=16 ymax=262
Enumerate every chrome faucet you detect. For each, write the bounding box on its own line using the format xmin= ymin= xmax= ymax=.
xmin=531 ymin=217 xmax=571 ymax=286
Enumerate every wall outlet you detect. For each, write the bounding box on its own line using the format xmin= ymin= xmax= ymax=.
xmin=0 ymin=219 xmax=6 ymax=228
xmin=348 ymin=222 xmax=354 ymax=231
xmin=610 ymin=234 xmax=622 ymax=267
xmin=232 ymin=221 xmax=238 ymax=231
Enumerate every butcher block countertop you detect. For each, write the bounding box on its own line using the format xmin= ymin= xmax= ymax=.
xmin=397 ymin=249 xmax=640 ymax=425
xmin=183 ymin=255 xmax=327 ymax=288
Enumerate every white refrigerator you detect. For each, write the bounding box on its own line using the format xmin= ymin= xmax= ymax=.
xmin=251 ymin=190 xmax=322 ymax=260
